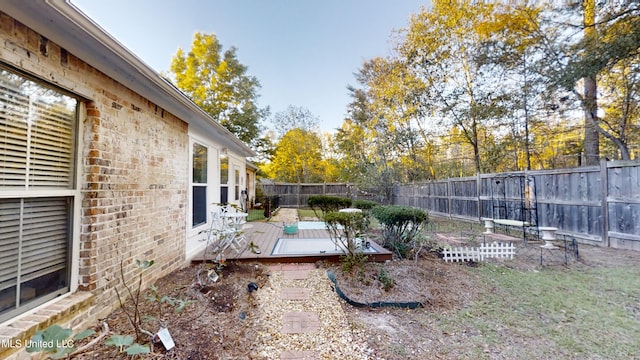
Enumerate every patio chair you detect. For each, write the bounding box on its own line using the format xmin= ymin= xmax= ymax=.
xmin=203 ymin=205 xmax=250 ymax=258
xmin=202 ymin=209 xmax=240 ymax=258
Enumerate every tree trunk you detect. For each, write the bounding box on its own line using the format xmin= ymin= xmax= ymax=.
xmin=583 ymin=0 xmax=600 ymax=166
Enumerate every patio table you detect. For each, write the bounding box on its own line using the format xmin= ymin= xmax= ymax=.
xmin=338 ymin=208 xmax=362 ymax=213
xmin=221 ymin=212 xmax=248 ymax=230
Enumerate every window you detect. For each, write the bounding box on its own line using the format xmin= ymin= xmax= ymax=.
xmin=234 ymin=168 xmax=240 ymax=201
xmin=0 ymin=67 xmax=77 ymax=322
xmin=220 ymin=153 xmax=228 ymax=204
xmin=192 ymin=143 xmax=207 ymax=227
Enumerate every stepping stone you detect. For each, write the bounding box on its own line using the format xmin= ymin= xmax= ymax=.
xmin=282 ymin=311 xmax=320 ymax=333
xmin=280 ymin=350 xmax=318 ymax=359
xmin=283 ymin=270 xmax=309 ymax=280
xmin=267 ymin=264 xmax=282 ymax=272
xmin=280 ymin=288 xmax=310 ymax=300
xmin=281 ymin=263 xmax=316 ymax=271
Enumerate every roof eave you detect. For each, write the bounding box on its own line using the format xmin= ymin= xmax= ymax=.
xmin=1 ymin=0 xmax=256 ymax=157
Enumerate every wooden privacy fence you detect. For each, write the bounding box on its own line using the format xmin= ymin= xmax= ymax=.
xmin=393 ymin=160 xmax=640 ymax=251
xmin=258 ymin=182 xmax=381 ymax=208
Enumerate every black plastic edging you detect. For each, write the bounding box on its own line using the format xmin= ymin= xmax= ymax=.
xmin=326 ymin=270 xmax=423 ymax=309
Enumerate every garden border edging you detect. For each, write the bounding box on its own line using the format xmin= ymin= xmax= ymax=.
xmin=326 ymin=270 xmax=423 ymax=309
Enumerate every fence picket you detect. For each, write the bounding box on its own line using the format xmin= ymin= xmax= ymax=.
xmin=442 ymin=242 xmax=514 ymax=262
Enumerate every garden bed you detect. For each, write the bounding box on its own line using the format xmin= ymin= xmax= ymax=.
xmin=67 ymin=219 xmax=640 ymax=359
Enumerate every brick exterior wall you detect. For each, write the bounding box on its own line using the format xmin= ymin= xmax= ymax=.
xmin=0 ymin=10 xmax=189 ymax=353
xmin=81 ymin=96 xmax=188 ymax=317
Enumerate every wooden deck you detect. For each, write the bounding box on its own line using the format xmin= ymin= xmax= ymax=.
xmin=192 ymin=221 xmax=392 ymax=263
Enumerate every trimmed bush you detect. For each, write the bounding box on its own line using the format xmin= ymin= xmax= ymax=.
xmin=323 ymin=211 xmax=369 ymax=272
xmin=308 ymin=195 xmax=352 ymax=218
xmin=371 ymin=205 xmax=428 ymax=258
xmin=324 ymin=211 xmax=368 ymax=235
xmin=353 ymin=199 xmax=379 ymax=210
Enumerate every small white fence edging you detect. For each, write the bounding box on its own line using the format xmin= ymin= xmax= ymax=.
xmin=442 ymin=242 xmax=515 ymax=262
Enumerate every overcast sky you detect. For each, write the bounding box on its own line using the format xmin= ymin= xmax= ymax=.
xmin=71 ymin=0 xmax=429 ymax=133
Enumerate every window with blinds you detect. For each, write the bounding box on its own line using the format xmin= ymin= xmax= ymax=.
xmin=0 ymin=67 xmax=76 ymax=322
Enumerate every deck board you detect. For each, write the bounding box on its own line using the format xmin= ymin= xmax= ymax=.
xmin=192 ymin=221 xmax=392 ymax=263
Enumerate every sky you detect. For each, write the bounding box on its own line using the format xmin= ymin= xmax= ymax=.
xmin=71 ymin=0 xmax=429 ymax=133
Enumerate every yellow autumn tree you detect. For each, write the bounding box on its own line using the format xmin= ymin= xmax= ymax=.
xmin=167 ymin=32 xmax=269 ymax=149
xmin=264 ymin=128 xmax=326 ymax=183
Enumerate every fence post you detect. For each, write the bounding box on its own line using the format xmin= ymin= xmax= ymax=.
xmin=477 ymin=173 xmax=481 ymax=221
xmin=600 ymin=159 xmax=610 ymax=247
xmin=447 ymin=178 xmax=452 ymax=218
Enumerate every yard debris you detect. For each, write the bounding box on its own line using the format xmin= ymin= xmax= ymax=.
xmin=247 ymin=282 xmax=259 ymax=293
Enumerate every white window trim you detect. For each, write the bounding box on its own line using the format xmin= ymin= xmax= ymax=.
xmin=70 ymin=102 xmax=84 ymax=294
xmin=187 ymin=136 xmax=220 ymax=239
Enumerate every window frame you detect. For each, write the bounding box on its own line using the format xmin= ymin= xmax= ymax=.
xmin=191 ymin=142 xmax=208 ymax=228
xmin=234 ymin=167 xmax=241 ymax=202
xmin=220 ymin=152 xmax=229 ymax=204
xmin=0 ymin=63 xmax=81 ymax=323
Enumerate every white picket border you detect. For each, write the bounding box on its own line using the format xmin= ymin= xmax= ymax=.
xmin=442 ymin=242 xmax=515 ymax=262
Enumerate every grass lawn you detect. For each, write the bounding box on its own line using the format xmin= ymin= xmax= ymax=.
xmin=246 ymin=208 xmax=265 ymax=221
xmin=343 ymin=214 xmax=640 ymax=359
xmin=298 ymin=208 xmax=322 ymax=220
xmin=422 ymin=261 xmax=640 ymax=358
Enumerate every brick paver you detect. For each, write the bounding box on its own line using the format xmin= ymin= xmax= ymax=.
xmin=282 ymin=311 xmax=320 ymax=333
xmin=268 ymin=263 xmax=316 ymax=272
xmin=280 ymin=350 xmax=319 ymax=359
xmin=283 ymin=270 xmax=310 ymax=280
xmin=281 ymin=263 xmax=316 ymax=271
xmin=280 ymin=287 xmax=310 ymax=300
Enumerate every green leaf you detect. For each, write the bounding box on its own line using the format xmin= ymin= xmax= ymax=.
xmin=74 ymin=329 xmax=96 ymax=340
xmin=27 ymin=325 xmax=72 ymax=353
xmin=135 ymin=259 xmax=155 ymax=270
xmin=175 ymin=299 xmax=193 ymax=313
xmin=43 ymin=324 xmax=73 ymax=342
xmin=51 ymin=346 xmax=75 ymax=359
xmin=125 ymin=343 xmax=151 ymax=355
xmin=26 ymin=332 xmax=45 ymax=353
xmin=105 ymin=334 xmax=134 ymax=349
xmin=160 ymin=295 xmax=176 ymax=305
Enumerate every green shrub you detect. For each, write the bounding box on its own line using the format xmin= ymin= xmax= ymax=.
xmin=323 ymin=211 xmax=369 ymax=272
xmin=353 ymin=199 xmax=379 ymax=210
xmin=371 ymin=205 xmax=428 ymax=258
xmin=323 ymin=211 xmax=368 ymax=242
xmin=352 ymin=200 xmax=378 ymax=231
xmin=377 ymin=266 xmax=395 ymax=291
xmin=308 ymin=195 xmax=352 ymax=218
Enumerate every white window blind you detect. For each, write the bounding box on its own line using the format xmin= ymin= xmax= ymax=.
xmin=0 ymin=71 xmax=75 ymax=189
xmin=0 ymin=200 xmax=20 ymax=293
xmin=29 ymin=102 xmax=75 ymax=187
xmin=0 ymin=82 xmax=29 ymax=187
xmin=0 ymin=67 xmax=75 ymax=322
xmin=20 ymin=198 xmax=69 ymax=283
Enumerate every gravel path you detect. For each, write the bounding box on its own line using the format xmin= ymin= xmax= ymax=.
xmin=269 ymin=208 xmax=299 ymax=223
xmin=253 ymin=264 xmax=375 ymax=359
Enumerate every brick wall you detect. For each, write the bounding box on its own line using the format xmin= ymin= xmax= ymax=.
xmin=81 ymin=94 xmax=188 ymax=319
xmin=0 ymin=10 xmax=188 ymax=338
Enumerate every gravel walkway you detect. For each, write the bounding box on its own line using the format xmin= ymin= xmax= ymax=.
xmin=269 ymin=208 xmax=299 ymax=223
xmin=254 ymin=264 xmax=374 ymax=359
